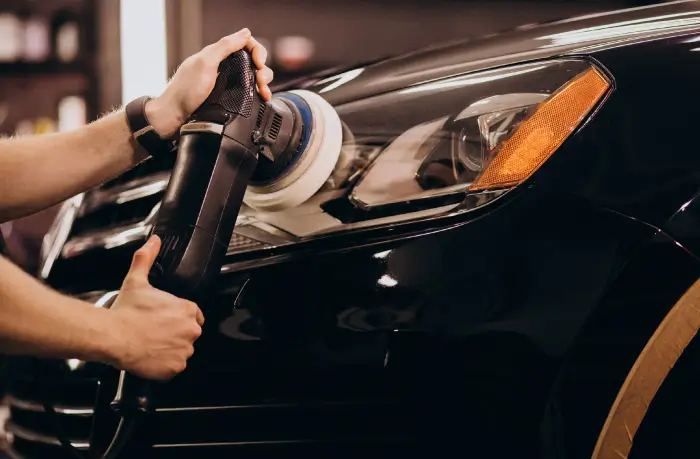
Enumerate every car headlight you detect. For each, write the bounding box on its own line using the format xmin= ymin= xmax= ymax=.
xmin=44 ymin=58 xmax=612 ymax=272
xmin=226 ymin=58 xmax=611 ymax=261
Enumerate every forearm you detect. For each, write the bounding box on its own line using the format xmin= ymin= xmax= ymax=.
xmin=0 ymin=100 xmax=179 ymax=223
xmin=0 ymin=109 xmax=144 ymax=222
xmin=0 ymin=254 xmax=115 ymax=363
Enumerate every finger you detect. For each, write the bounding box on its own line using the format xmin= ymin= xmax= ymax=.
xmin=203 ymin=28 xmax=252 ymax=64
xmin=245 ymin=36 xmax=268 ymax=70
xmin=173 ymin=360 xmax=187 ymax=376
xmin=259 ymin=85 xmax=272 ymax=101
xmin=125 ymin=235 xmax=161 ymax=284
xmin=183 ymin=301 xmax=205 ymax=327
xmin=256 ymin=67 xmax=273 ymax=102
xmin=258 ymin=67 xmax=274 ymax=86
xmin=188 ymin=301 xmax=205 ymax=327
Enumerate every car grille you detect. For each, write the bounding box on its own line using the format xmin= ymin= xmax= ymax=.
xmin=3 ymin=363 xmax=420 ymax=458
xmin=4 ymin=366 xmax=97 ymax=459
xmin=40 ymin=148 xmax=290 ymax=287
xmin=73 ymin=154 xmax=176 ymax=239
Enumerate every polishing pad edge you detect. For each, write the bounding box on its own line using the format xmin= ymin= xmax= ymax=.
xmin=243 ymin=89 xmax=343 ymax=212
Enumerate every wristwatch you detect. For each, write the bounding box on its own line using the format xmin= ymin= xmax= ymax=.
xmin=125 ymin=96 xmax=174 ymax=158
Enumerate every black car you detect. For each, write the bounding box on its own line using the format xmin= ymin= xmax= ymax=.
xmin=6 ymin=1 xmax=700 ymax=458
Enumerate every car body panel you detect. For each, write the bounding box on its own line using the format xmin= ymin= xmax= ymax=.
xmin=7 ymin=2 xmax=700 ymax=459
xmin=300 ymin=0 xmax=700 ymax=106
xmin=83 ymin=186 xmax=677 ymax=457
xmin=540 ymin=230 xmax=700 ymax=459
xmin=534 ymin=33 xmax=700 ymax=229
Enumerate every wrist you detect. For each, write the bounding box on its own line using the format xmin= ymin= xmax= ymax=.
xmin=144 ymin=96 xmax=185 ymax=140
xmin=78 ymin=304 xmax=122 ymax=366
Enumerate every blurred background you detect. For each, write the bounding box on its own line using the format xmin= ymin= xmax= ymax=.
xmin=0 ymin=0 xmax=669 ymax=274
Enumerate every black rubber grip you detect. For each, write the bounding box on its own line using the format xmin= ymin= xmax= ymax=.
xmin=194 ymin=49 xmax=257 ymax=119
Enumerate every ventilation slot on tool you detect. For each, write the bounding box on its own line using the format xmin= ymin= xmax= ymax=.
xmin=270 ymin=113 xmax=283 ymax=140
xmin=256 ymin=105 xmax=266 ymax=129
xmin=156 ymin=232 xmax=182 ymax=275
xmin=160 ymin=233 xmax=180 ymax=257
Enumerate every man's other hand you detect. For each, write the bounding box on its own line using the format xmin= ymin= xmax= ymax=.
xmin=106 ymin=235 xmax=204 ymax=381
xmin=145 ymin=28 xmax=274 ymax=139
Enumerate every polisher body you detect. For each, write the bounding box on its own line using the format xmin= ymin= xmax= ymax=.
xmin=110 ymin=49 xmax=302 ymax=420
xmin=148 ymin=50 xmax=303 ymax=301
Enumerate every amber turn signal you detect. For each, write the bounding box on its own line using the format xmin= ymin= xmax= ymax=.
xmin=469 ymin=66 xmax=610 ymax=192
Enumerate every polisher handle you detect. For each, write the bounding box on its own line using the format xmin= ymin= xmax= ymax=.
xmin=109 ymin=50 xmax=260 ymax=419
xmin=192 ymin=49 xmax=259 ymax=122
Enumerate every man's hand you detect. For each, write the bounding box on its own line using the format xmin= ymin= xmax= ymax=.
xmin=145 ymin=28 xmax=274 ymax=139
xmin=106 ymin=235 xmax=204 ymax=381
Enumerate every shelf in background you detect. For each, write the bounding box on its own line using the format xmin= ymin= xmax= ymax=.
xmin=0 ymin=61 xmax=89 ymax=77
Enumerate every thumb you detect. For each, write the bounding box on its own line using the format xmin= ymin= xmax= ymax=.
xmin=124 ymin=235 xmax=161 ymax=285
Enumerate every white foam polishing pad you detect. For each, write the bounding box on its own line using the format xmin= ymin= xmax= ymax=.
xmin=243 ymin=89 xmax=343 ymax=212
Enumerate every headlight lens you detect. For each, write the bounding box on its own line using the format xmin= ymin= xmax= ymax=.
xmin=347 ymin=61 xmax=609 ymax=209
xmin=230 ymin=58 xmax=611 ymax=255
xmin=470 ymin=66 xmax=609 ymax=191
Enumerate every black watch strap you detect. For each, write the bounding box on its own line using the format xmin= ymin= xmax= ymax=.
xmin=125 ymin=96 xmax=174 ymax=158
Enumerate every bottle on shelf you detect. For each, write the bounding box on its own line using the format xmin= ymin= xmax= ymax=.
xmin=51 ymin=9 xmax=81 ymax=63
xmin=58 ymin=95 xmax=86 ymax=132
xmin=0 ymin=12 xmax=22 ymax=62
xmin=34 ymin=117 xmax=57 ymax=134
xmin=22 ymin=14 xmax=50 ymax=63
xmin=14 ymin=119 xmax=34 ymax=136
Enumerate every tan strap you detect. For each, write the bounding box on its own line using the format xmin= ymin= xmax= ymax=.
xmin=592 ymin=277 xmax=700 ymax=459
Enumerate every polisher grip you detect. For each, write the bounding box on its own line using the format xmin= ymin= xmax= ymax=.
xmin=194 ymin=49 xmax=258 ymax=121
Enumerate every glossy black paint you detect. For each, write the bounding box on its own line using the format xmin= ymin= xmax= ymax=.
xmin=145 ymin=187 xmax=661 ymax=458
xmin=535 ymin=34 xmax=700 ymax=229
xmin=539 ymin=232 xmax=700 ymax=459
xmin=9 ymin=2 xmax=700 ymax=458
xmin=286 ymin=1 xmax=700 ymax=107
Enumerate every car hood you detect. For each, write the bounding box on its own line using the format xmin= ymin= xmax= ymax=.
xmin=305 ymin=0 xmax=700 ymax=105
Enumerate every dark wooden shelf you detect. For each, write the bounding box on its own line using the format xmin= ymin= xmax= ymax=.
xmin=0 ymin=60 xmax=89 ymax=77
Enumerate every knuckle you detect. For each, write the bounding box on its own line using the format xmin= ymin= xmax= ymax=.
xmin=180 ymin=299 xmax=193 ymax=312
xmin=191 ymin=54 xmax=208 ymax=70
xmin=183 ymin=54 xmax=197 ymax=66
xmin=131 ymin=248 xmax=145 ymax=262
xmin=186 ymin=300 xmax=199 ymax=316
xmin=221 ymin=35 xmax=242 ymax=51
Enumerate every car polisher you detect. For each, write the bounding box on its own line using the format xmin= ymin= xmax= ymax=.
xmin=44 ymin=49 xmax=343 ymax=459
